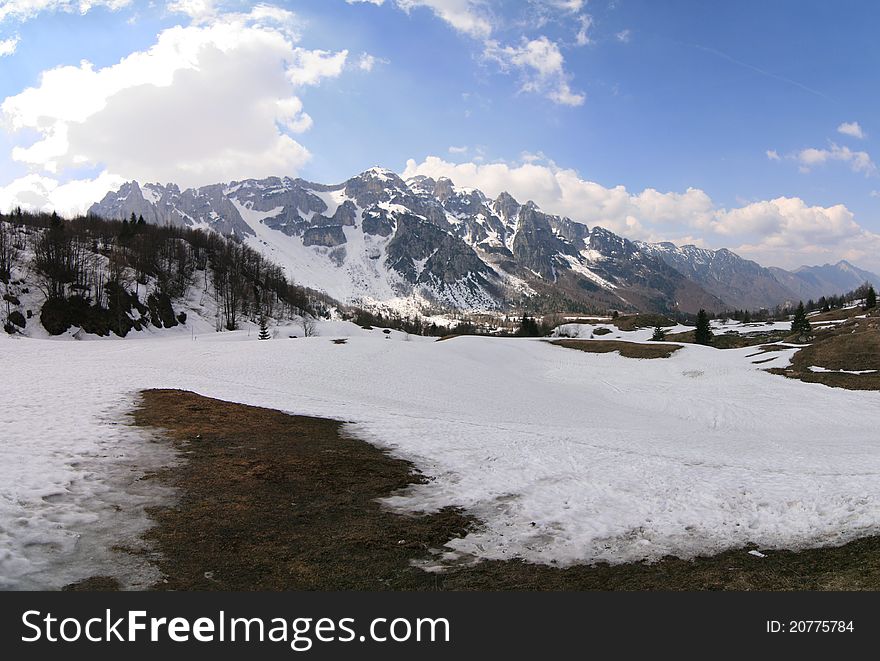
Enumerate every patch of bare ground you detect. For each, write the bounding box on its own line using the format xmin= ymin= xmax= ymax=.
xmin=808 ymin=307 xmax=864 ymax=323
xmin=131 ymin=389 xmax=473 ymax=590
xmin=68 ymin=388 xmax=880 ymax=591
xmin=769 ymin=310 xmax=880 ymax=391
xmin=612 ymin=314 xmax=674 ymax=331
xmin=666 ymin=329 xmax=789 ymax=349
xmin=550 ymin=339 xmax=681 ymax=359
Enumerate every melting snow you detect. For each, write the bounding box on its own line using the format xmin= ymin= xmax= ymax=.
xmin=3 ymin=324 xmax=880 ymax=588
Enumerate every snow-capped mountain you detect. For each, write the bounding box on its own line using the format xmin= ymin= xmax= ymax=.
xmin=90 ymin=168 xmax=721 ymax=314
xmin=89 ymin=168 xmax=877 ymax=315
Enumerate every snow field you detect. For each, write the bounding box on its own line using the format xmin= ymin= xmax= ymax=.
xmin=2 ymin=321 xmax=880 ymax=588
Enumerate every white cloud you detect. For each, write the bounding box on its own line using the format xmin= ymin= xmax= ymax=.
xmin=395 ymin=0 xmax=493 ymax=38
xmin=615 ymin=29 xmax=631 ymax=43
xmin=347 ymin=0 xmax=385 ymax=4
xmin=766 ymin=149 xmax=780 ymax=161
xmin=0 ymin=35 xmax=19 ymax=56
xmin=287 ymin=49 xmax=348 ymax=86
xmin=166 ymin=0 xmax=215 ymax=20
xmin=543 ymin=0 xmax=584 ymax=11
xmin=484 ymin=36 xmax=584 ymax=106
xmin=0 ymin=0 xmax=131 ymax=23
xmin=402 ymin=154 xmax=880 ymax=270
xmin=575 ymin=14 xmax=592 ymax=46
xmin=357 ymin=52 xmax=387 ymax=72
xmin=0 ymin=171 xmax=126 ymax=216
xmin=0 ymin=7 xmax=349 ymax=197
xmin=448 ymin=145 xmax=469 ymax=154
xmin=796 ymin=143 xmax=876 ymax=175
xmin=837 ymin=121 xmax=865 ymax=139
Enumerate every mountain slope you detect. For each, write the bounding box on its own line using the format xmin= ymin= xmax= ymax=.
xmin=638 ymin=242 xmax=800 ymax=310
xmin=91 ymin=168 xmax=875 ymax=315
xmin=769 ymin=261 xmax=880 ymax=301
xmin=92 ymin=168 xmax=731 ymax=315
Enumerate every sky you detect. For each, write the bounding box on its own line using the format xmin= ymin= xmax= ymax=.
xmin=0 ymin=0 xmax=879 ymax=271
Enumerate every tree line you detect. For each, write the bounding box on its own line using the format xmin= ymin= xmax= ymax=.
xmin=1 ymin=208 xmax=334 ymax=336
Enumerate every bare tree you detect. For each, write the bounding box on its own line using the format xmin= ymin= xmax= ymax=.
xmin=300 ymin=316 xmax=317 ymax=337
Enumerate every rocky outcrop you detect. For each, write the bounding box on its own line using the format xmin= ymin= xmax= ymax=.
xmin=303 ymin=225 xmax=347 ymax=247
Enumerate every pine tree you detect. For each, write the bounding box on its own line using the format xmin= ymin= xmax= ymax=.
xmin=258 ymin=315 xmax=270 ymax=340
xmin=867 ymin=285 xmax=877 ymax=309
xmin=651 ymin=325 xmax=666 ymax=341
xmin=694 ymin=309 xmax=712 ymax=345
xmin=790 ymin=301 xmax=811 ymax=338
xmin=517 ymin=314 xmax=540 ymax=337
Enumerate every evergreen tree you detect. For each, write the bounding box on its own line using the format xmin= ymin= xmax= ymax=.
xmin=651 ymin=325 xmax=666 ymax=341
xmin=258 ymin=314 xmax=270 ymax=340
xmin=517 ymin=314 xmax=541 ymax=337
xmin=694 ymin=309 xmax=712 ymax=345
xmin=790 ymin=301 xmax=812 ymax=338
xmin=866 ymin=285 xmax=877 ymax=309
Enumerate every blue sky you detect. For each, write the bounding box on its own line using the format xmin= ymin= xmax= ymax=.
xmin=1 ymin=0 xmax=879 ymax=270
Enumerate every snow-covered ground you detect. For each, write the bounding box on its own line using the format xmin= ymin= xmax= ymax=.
xmin=2 ymin=321 xmax=880 ymax=589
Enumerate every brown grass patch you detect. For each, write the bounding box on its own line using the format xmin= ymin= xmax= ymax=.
xmin=133 ymin=389 xmax=472 ymax=590
xmin=808 ymin=307 xmax=864 ymax=323
xmin=69 ymin=388 xmax=880 ymax=591
xmin=666 ymin=330 xmax=789 ymax=349
xmin=550 ymin=339 xmax=681 ymax=359
xmin=769 ymin=325 xmax=880 ymax=390
xmin=767 ymin=312 xmax=880 ymax=390
xmin=612 ymin=314 xmax=674 ymax=331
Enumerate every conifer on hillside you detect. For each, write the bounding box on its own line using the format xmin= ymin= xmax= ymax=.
xmin=694 ymin=309 xmax=712 ymax=346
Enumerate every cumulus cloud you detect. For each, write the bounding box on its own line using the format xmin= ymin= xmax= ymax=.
xmin=396 ymin=0 xmax=493 ymax=38
xmin=615 ymin=29 xmax=631 ymax=43
xmin=360 ymin=1 xmax=583 ymax=106
xmin=0 ymin=5 xmax=350 ymax=208
xmin=766 ymin=149 xmax=780 ymax=161
xmin=357 ymin=52 xmax=387 ymax=72
xmin=402 ymin=154 xmax=880 ymax=270
xmin=0 ymin=36 xmax=19 ymax=56
xmin=0 ymin=171 xmax=126 ymax=216
xmin=166 ymin=0 xmax=215 ymax=20
xmin=837 ymin=121 xmax=865 ymax=139
xmin=483 ymin=36 xmax=584 ymax=106
xmin=0 ymin=0 xmax=131 ymax=23
xmin=796 ymin=143 xmax=876 ymax=175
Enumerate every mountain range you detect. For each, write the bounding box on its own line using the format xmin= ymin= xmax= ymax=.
xmin=89 ymin=168 xmax=880 ymax=315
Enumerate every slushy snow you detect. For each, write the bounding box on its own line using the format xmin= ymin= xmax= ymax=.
xmin=2 ymin=323 xmax=880 ymax=588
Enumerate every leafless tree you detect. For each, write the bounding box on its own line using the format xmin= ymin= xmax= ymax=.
xmin=300 ymin=316 xmax=317 ymax=337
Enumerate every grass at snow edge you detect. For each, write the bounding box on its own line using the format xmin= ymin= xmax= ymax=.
xmin=67 ymin=389 xmax=880 ymax=591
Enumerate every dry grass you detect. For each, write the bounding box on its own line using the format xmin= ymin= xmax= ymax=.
xmin=132 ymin=389 xmax=472 ymax=590
xmin=807 ymin=307 xmax=864 ymax=323
xmin=612 ymin=314 xmax=675 ymax=331
xmin=66 ymin=388 xmax=880 ymax=591
xmin=769 ymin=311 xmax=880 ymax=391
xmin=665 ymin=329 xmax=789 ymax=349
xmin=550 ymin=339 xmax=682 ymax=359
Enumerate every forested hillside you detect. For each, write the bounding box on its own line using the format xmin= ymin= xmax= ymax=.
xmin=0 ymin=209 xmax=335 ymax=338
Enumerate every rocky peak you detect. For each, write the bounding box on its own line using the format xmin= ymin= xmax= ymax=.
xmin=493 ymin=191 xmax=521 ymax=225
xmin=344 ymin=167 xmax=409 ymax=207
xmin=433 ymin=177 xmax=455 ymax=202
